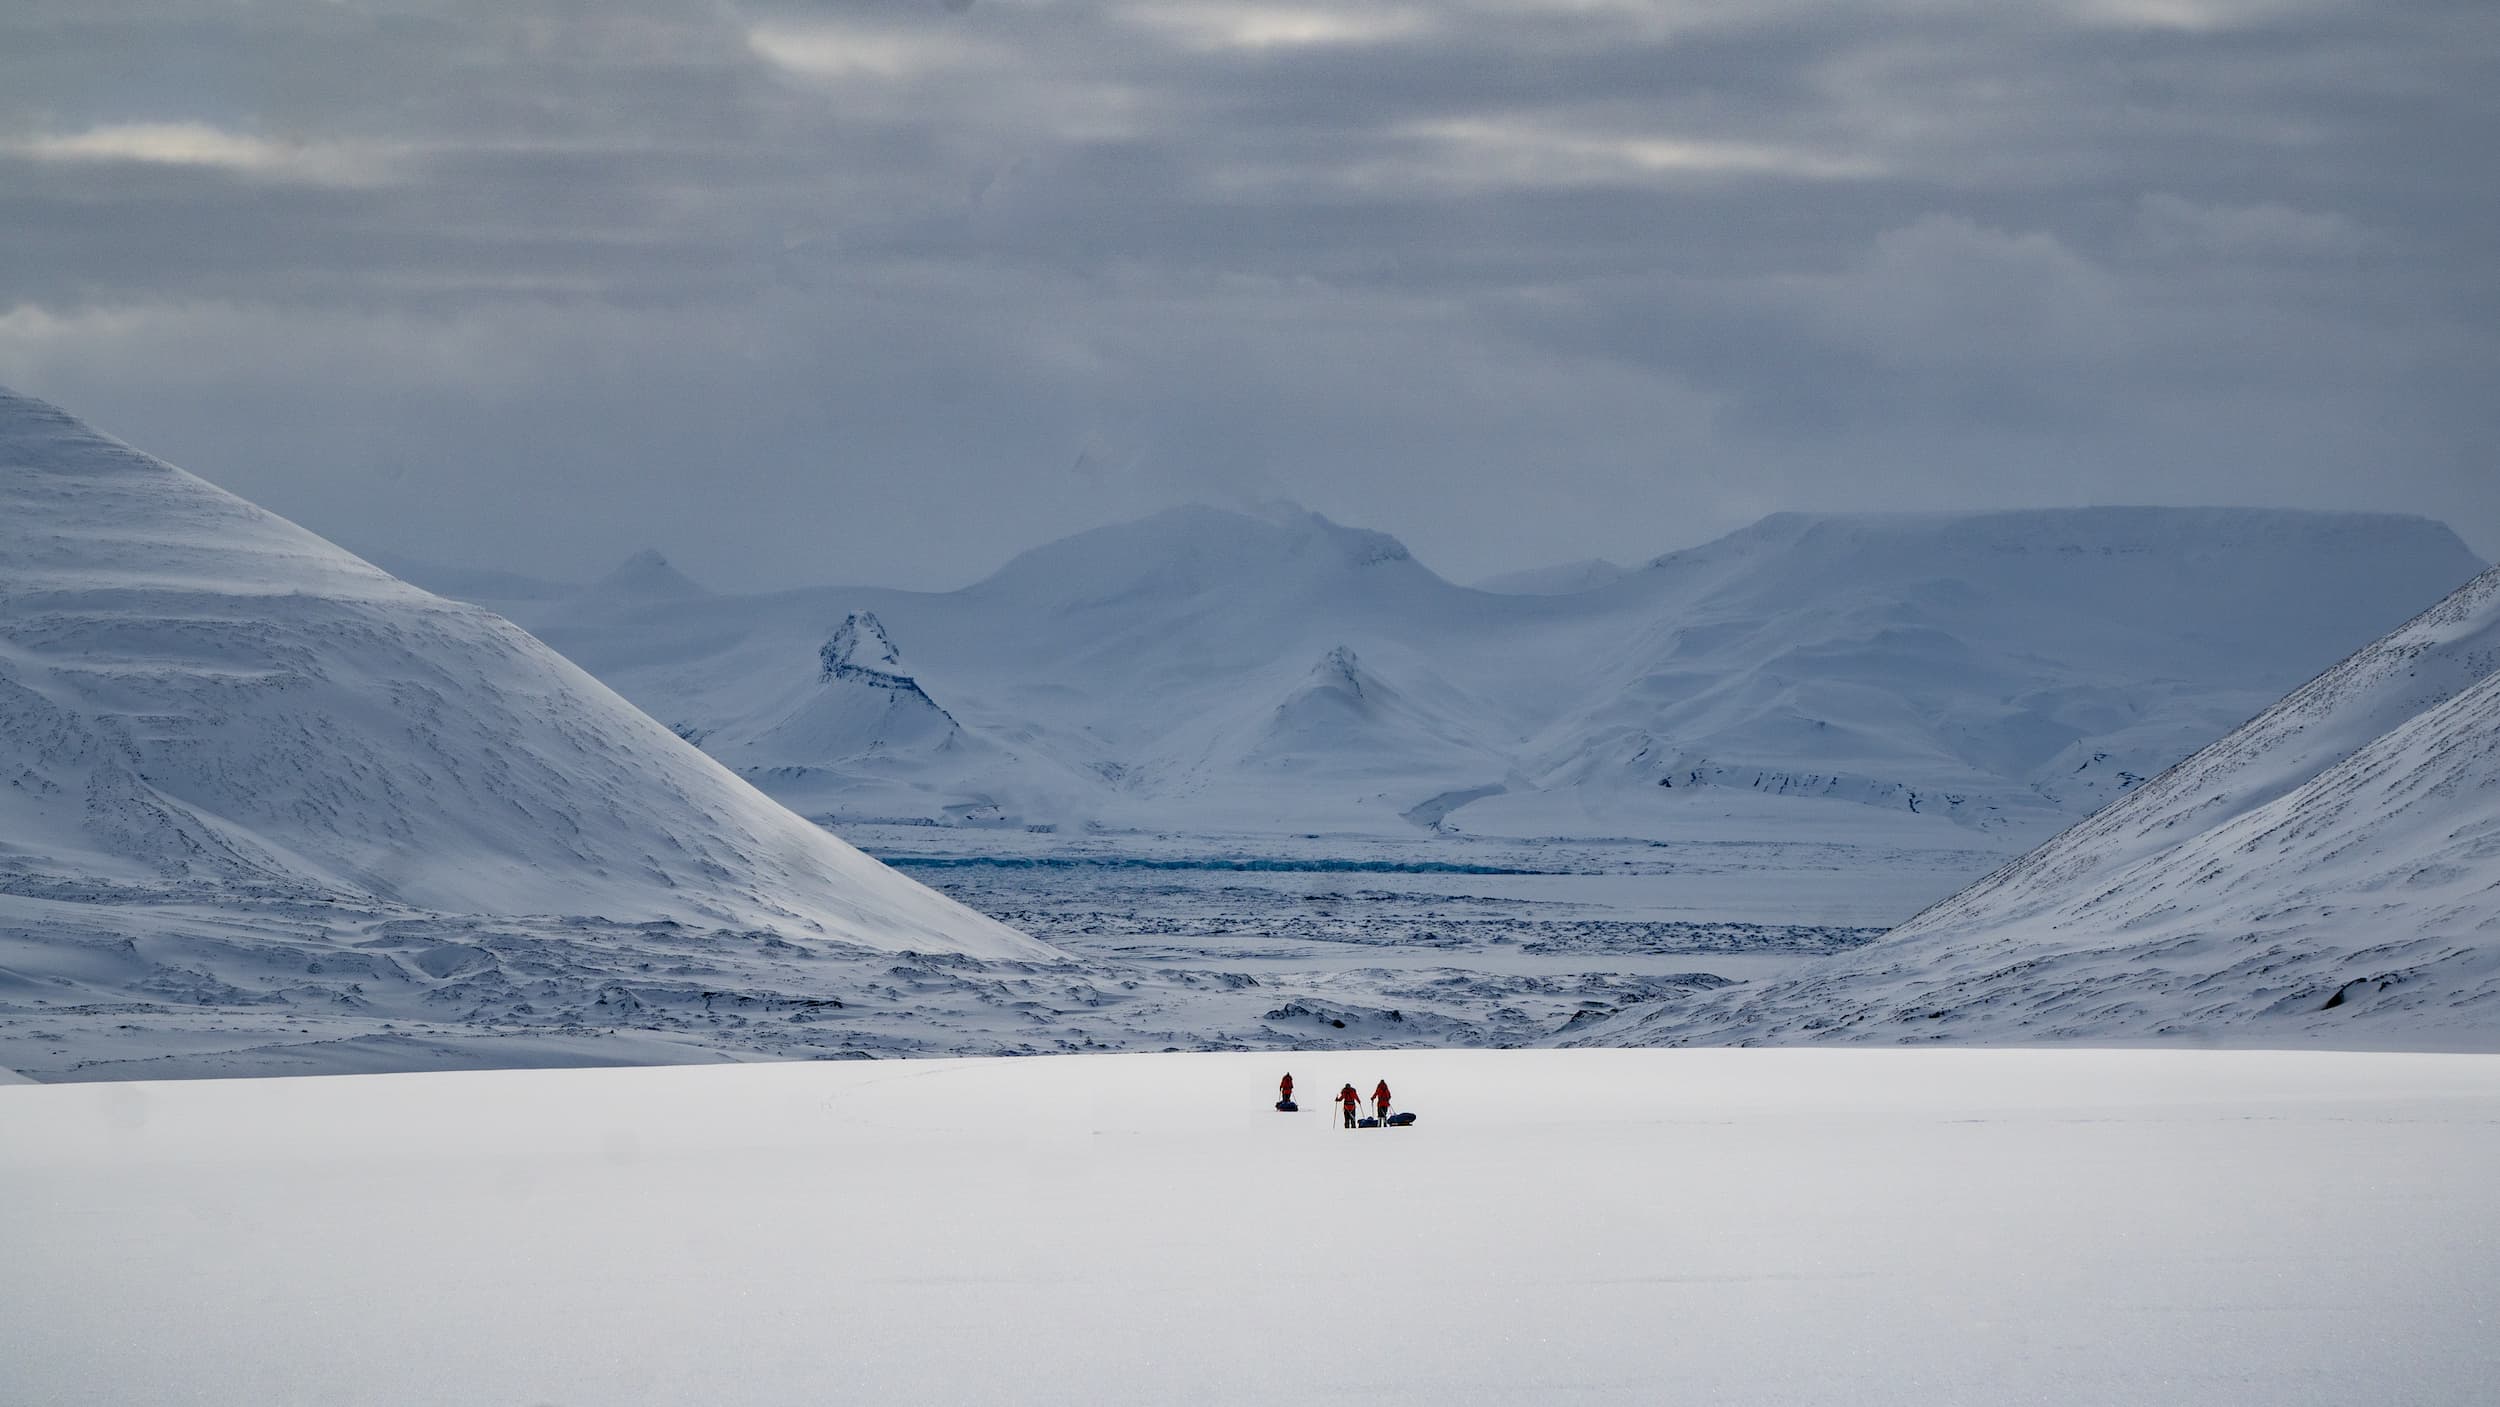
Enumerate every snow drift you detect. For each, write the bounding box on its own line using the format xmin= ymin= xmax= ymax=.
xmin=0 ymin=385 xmax=1040 ymax=958
xmin=1593 ymin=563 xmax=2500 ymax=1047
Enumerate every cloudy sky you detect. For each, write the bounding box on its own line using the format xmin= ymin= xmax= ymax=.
xmin=3 ymin=0 xmax=2493 ymax=589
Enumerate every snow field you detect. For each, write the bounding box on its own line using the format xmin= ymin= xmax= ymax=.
xmin=5 ymin=1048 xmax=2497 ymax=1405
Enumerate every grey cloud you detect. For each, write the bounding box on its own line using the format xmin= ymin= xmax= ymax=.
xmin=0 ymin=0 xmax=2492 ymax=585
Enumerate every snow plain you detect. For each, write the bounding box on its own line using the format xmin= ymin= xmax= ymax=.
xmin=5 ymin=1048 xmax=2496 ymax=1406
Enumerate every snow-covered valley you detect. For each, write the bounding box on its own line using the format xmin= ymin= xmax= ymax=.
xmin=5 ymin=390 xmax=2500 ymax=1407
xmin=7 ymin=382 xmax=2500 ymax=1076
xmin=6 ymin=1049 xmax=2496 ymax=1406
xmin=0 ymin=826 xmax=1925 ymax=1081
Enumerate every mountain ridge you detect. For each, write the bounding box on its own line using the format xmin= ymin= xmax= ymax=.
xmin=0 ymin=384 xmax=1041 ymax=958
xmin=478 ymin=499 xmax=2485 ymax=843
xmin=1581 ymin=561 xmax=2500 ymax=1048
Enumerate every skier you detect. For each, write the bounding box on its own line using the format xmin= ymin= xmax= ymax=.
xmin=1279 ymin=1072 xmax=1294 ymax=1104
xmin=1372 ymin=1078 xmax=1393 ymax=1125
xmin=1338 ymin=1082 xmax=1361 ymax=1128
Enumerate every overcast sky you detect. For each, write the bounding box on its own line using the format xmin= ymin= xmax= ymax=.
xmin=3 ymin=0 xmax=2494 ymax=590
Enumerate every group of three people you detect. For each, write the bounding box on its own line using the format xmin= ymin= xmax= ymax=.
xmin=1278 ymin=1072 xmax=1392 ymax=1127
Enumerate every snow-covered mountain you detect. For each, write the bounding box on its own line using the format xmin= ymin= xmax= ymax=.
xmin=1590 ymin=563 xmax=2500 ymax=1047
xmin=0 ymin=386 xmax=1039 ymax=959
xmin=693 ymin=610 xmax=1041 ymax=824
xmin=491 ymin=503 xmax=2481 ymax=846
xmin=584 ymin=546 xmax=707 ymax=604
xmin=1499 ymin=507 xmax=2488 ymax=834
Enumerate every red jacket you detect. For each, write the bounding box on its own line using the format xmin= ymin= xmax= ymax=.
xmin=1338 ymin=1086 xmax=1360 ymax=1107
xmin=1372 ymin=1081 xmax=1392 ymax=1106
xmin=1280 ymin=1075 xmax=1294 ymax=1097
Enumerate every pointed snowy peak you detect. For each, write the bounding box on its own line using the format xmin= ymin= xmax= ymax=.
xmin=823 ymin=611 xmax=909 ymax=681
xmin=1237 ymin=642 xmax=1507 ymax=779
xmin=590 ymin=547 xmax=706 ymax=601
xmin=724 ymin=612 xmax=962 ymax=774
xmin=1304 ymin=645 xmax=1370 ymax=706
xmin=811 ymin=610 xmax=960 ymax=727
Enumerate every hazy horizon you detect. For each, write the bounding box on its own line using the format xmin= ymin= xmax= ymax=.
xmin=336 ymin=492 xmax=2492 ymax=600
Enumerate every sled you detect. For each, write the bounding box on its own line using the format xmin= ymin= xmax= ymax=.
xmin=1275 ymin=1099 xmax=1298 ymax=1112
xmin=1386 ymin=1112 xmax=1417 ymax=1127
xmin=1356 ymin=1116 xmax=1381 ymax=1128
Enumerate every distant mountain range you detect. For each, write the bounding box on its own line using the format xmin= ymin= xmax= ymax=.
xmin=7 ymin=381 xmax=2494 ymax=1068
xmin=426 ymin=502 xmax=2484 ymax=850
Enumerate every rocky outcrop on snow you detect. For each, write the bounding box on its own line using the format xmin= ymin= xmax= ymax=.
xmin=820 ymin=612 xmax=939 ymax=700
xmin=0 ymin=384 xmax=1042 ymax=961
xmin=1586 ymin=564 xmax=2500 ymax=1048
xmin=732 ymin=612 xmax=965 ymax=770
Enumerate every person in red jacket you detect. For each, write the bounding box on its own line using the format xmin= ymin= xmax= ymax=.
xmin=1338 ymin=1082 xmax=1361 ymax=1128
xmin=1372 ymin=1079 xmax=1393 ymax=1123
xmin=1278 ymin=1072 xmax=1294 ymax=1106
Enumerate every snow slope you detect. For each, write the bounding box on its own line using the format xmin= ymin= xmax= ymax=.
xmin=1512 ymin=507 xmax=2486 ymax=830
xmin=1473 ymin=556 xmax=1629 ymax=595
xmin=6 ymin=1049 xmax=2496 ymax=1406
xmin=489 ymin=504 xmax=2480 ymax=848
xmin=1595 ymin=565 xmax=2500 ymax=1047
xmin=0 ymin=385 xmax=1039 ymax=958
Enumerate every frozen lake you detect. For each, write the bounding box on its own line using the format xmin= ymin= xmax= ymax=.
xmin=6 ymin=1048 xmax=2496 ymax=1405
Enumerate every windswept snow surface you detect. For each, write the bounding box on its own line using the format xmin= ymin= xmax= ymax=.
xmin=1596 ymin=565 xmax=2500 ymax=1048
xmin=5 ymin=1049 xmax=2497 ymax=1406
xmin=0 ymin=384 xmax=1042 ymax=1063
